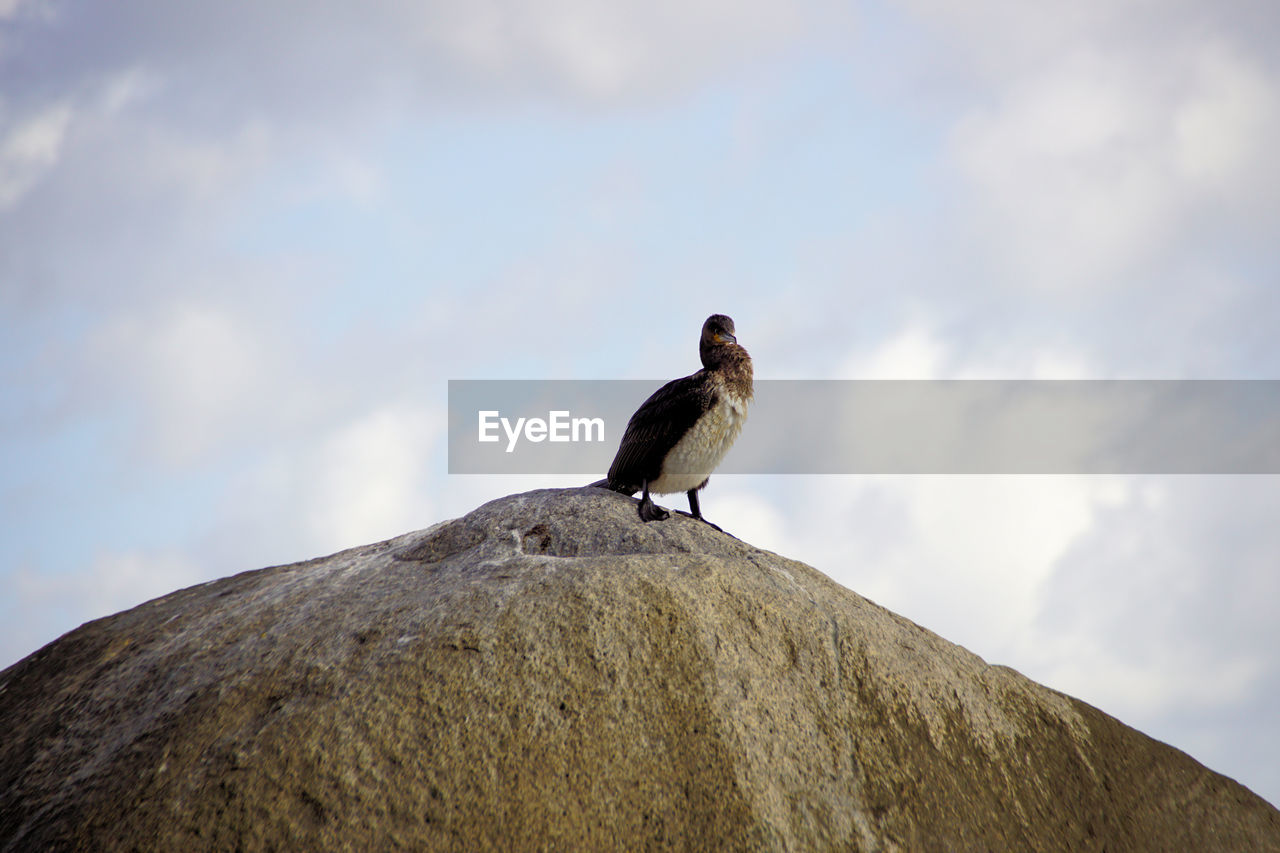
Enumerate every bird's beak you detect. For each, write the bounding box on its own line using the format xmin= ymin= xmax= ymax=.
xmin=717 ymin=331 xmax=737 ymax=345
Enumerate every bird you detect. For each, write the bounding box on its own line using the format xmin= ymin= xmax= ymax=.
xmin=594 ymin=314 xmax=753 ymax=528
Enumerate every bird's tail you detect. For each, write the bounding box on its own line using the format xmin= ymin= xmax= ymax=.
xmin=587 ymin=478 xmax=637 ymax=496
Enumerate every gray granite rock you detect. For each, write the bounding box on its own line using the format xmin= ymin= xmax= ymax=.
xmin=2 ymin=487 xmax=1277 ymax=851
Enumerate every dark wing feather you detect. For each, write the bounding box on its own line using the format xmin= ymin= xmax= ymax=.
xmin=607 ymin=372 xmax=714 ymax=490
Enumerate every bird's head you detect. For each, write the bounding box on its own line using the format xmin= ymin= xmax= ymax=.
xmin=701 ymin=314 xmax=737 ymax=347
xmin=699 ymin=314 xmax=745 ymax=369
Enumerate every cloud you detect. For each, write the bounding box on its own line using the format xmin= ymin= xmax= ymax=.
xmin=948 ymin=39 xmax=1279 ymax=293
xmin=841 ymin=324 xmax=948 ymax=379
xmin=1031 ymin=476 xmax=1280 ymax=799
xmin=0 ymin=0 xmax=33 ymax=20
xmin=774 ymin=476 xmax=1104 ymax=653
xmin=829 ymin=1 xmax=1280 ymax=377
xmin=1 ymin=549 xmax=206 ymax=666
xmin=1037 ymin=478 xmax=1280 ymax=705
xmin=208 ymin=404 xmax=443 ymax=566
xmin=755 ymin=314 xmax=1280 ymax=802
xmin=84 ymin=302 xmax=274 ymax=462
xmin=303 ymin=407 xmax=442 ymax=549
xmin=836 ymin=320 xmax=1099 ymax=382
xmin=1172 ymin=41 xmax=1279 ymax=194
xmin=744 ymin=462 xmax=1280 ymax=803
xmin=66 ymin=289 xmax=356 ymax=469
xmin=0 ymin=100 xmax=72 ymax=208
xmin=420 ymin=0 xmax=839 ymax=99
xmin=1 ymin=0 xmax=852 ymax=119
xmin=0 ymin=403 xmax=447 ymax=668
xmin=701 ymin=482 xmax=788 ymax=546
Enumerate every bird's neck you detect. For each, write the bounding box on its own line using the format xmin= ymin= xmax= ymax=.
xmin=702 ymin=342 xmax=742 ymax=367
xmin=701 ymin=344 xmax=753 ymax=392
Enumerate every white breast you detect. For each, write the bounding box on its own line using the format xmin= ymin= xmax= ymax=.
xmin=648 ymin=390 xmax=750 ymax=495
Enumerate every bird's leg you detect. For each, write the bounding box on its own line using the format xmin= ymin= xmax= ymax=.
xmin=638 ymin=480 xmax=670 ymax=522
xmin=685 ymin=488 xmax=723 ymax=532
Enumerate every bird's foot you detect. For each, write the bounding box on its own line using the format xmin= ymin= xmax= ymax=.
xmin=638 ymin=496 xmax=670 ymax=522
xmin=676 ymin=510 xmax=723 ymax=533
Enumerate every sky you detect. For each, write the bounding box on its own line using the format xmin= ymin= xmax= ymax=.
xmin=2 ymin=0 xmax=1278 ymax=807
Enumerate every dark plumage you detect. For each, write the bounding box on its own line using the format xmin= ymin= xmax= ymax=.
xmin=595 ymin=314 xmax=753 ymax=528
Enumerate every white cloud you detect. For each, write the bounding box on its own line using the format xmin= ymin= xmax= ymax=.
xmin=841 ymin=324 xmax=947 ymax=379
xmin=304 ymin=407 xmax=441 ymax=549
xmin=412 ymin=0 xmax=843 ymax=100
xmin=949 ymin=52 xmax=1174 ymax=291
xmin=756 ymin=467 xmax=1280 ymax=811
xmin=785 ymin=476 xmax=1107 ymax=657
xmin=1 ymin=549 xmax=207 ymax=666
xmin=774 ymin=319 xmax=1280 ymax=753
xmin=96 ymin=66 xmax=163 ymax=114
xmin=86 ymin=301 xmax=281 ymax=463
xmin=0 ymin=101 xmax=73 ymax=208
xmin=1172 ymin=41 xmax=1278 ymax=194
xmin=837 ymin=321 xmax=1100 ymax=381
xmin=0 ymin=0 xmax=30 ymax=20
xmin=1013 ymin=474 xmax=1280 ymax=807
xmin=0 ymin=403 xmax=445 ymax=668
xmin=1039 ymin=635 xmax=1265 ymax=720
xmin=217 ymin=405 xmax=443 ymax=565
xmin=135 ymin=121 xmax=274 ymax=202
xmin=2 ymin=0 xmax=851 ymax=121
xmin=930 ymin=10 xmax=1280 ymax=295
xmin=705 ymin=482 xmax=789 ymax=548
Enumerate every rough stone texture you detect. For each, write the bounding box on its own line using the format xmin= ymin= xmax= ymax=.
xmin=1 ymin=487 xmax=1277 ymax=851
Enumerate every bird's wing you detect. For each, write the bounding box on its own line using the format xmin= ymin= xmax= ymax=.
xmin=608 ymin=372 xmax=713 ymax=488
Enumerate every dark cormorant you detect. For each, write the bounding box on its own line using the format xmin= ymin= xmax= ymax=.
xmin=596 ymin=314 xmax=753 ymax=527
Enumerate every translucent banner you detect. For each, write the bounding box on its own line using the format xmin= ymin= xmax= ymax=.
xmin=448 ymin=380 xmax=1280 ymax=475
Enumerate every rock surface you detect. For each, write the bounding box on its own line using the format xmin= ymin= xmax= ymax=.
xmin=1 ymin=487 xmax=1277 ymax=851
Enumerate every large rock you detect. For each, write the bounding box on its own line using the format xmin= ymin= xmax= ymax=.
xmin=1 ymin=488 xmax=1277 ymax=851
